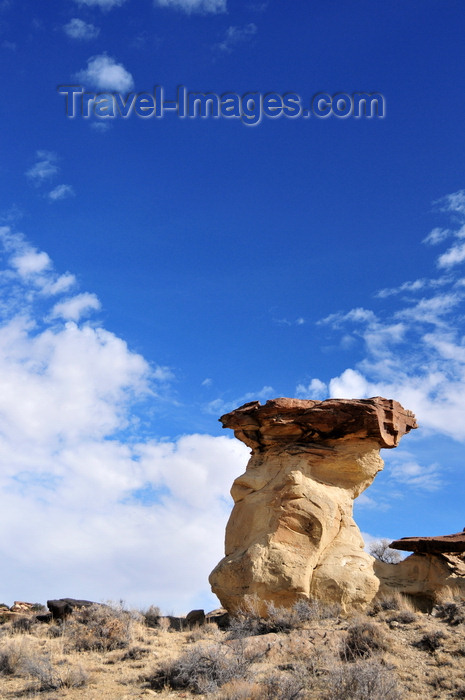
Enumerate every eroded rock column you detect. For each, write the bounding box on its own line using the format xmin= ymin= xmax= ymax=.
xmin=209 ymin=396 xmax=417 ymax=614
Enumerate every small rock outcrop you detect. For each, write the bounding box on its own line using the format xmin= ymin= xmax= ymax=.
xmin=390 ymin=531 xmax=465 ymax=554
xmin=209 ymin=396 xmax=417 ymax=614
xmin=47 ymin=598 xmax=95 ymax=620
xmin=375 ymin=531 xmax=465 ymax=606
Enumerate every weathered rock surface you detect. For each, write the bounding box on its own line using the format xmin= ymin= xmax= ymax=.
xmin=375 ymin=552 xmax=465 ymax=606
xmin=390 ymin=531 xmax=465 ymax=554
xmin=374 ymin=530 xmax=465 ymax=606
xmin=209 ymin=396 xmax=417 ymax=614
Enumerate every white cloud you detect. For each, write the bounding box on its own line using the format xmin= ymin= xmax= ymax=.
xmin=0 ymin=226 xmax=252 ymax=612
xmin=423 ymin=227 xmax=450 ymax=246
xmin=215 ymin=23 xmax=257 ymax=52
xmin=26 ymin=151 xmax=59 ymax=185
xmin=319 ymin=307 xmax=377 ymax=328
xmin=438 ymin=241 xmax=465 ymax=268
xmin=74 ymin=0 xmax=127 ymax=9
xmin=394 ymin=293 xmax=461 ymax=325
xmin=76 ymin=54 xmax=134 ymax=92
xmin=154 ymin=0 xmax=226 ymax=13
xmin=376 ymin=276 xmax=449 ymax=298
xmin=329 ymin=368 xmax=371 ymax=399
xmin=274 ymin=316 xmax=306 ymax=326
xmin=295 ymin=378 xmax=327 ymax=400
xmin=11 ymin=249 xmax=51 ymax=277
xmin=388 ymin=458 xmax=442 ymax=491
xmin=205 ymin=385 xmax=275 ymax=415
xmin=48 ymin=184 xmax=75 ymax=202
xmin=51 ymin=293 xmax=101 ymax=321
xmin=438 ymin=189 xmax=465 ymax=216
xmin=312 ymin=191 xmax=465 ymax=443
xmin=64 ymin=18 xmax=100 ymax=40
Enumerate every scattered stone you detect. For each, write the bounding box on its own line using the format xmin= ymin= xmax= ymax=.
xmin=210 ymin=396 xmax=417 ymax=614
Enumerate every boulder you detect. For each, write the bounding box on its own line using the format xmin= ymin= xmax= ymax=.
xmin=206 ymin=608 xmax=230 ymax=629
xmin=47 ymin=600 xmax=74 ymax=620
xmin=209 ymin=396 xmax=417 ymax=614
xmin=46 ymin=598 xmax=96 ymax=619
xmin=185 ymin=609 xmax=206 ymax=627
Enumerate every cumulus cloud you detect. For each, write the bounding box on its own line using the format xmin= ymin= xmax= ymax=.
xmin=48 ymin=184 xmax=75 ymax=202
xmin=295 ymin=378 xmax=327 ymax=400
xmin=76 ymin=54 xmax=134 ymax=92
xmin=11 ymin=248 xmax=51 ymax=277
xmin=154 ymin=0 xmax=226 ymax=13
xmin=64 ymin=18 xmax=100 ymax=40
xmin=215 ymin=23 xmax=257 ymax=52
xmin=0 ymin=226 xmax=250 ymax=611
xmin=26 ymin=151 xmax=59 ymax=185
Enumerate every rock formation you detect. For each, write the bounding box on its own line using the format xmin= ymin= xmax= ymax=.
xmin=390 ymin=531 xmax=465 ymax=554
xmin=209 ymin=396 xmax=417 ymax=614
xmin=374 ymin=531 xmax=465 ymax=606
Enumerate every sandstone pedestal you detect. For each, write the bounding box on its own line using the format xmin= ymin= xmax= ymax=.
xmin=209 ymin=397 xmax=417 ymax=614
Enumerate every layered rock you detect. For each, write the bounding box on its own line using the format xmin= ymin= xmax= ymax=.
xmin=390 ymin=531 xmax=465 ymax=554
xmin=375 ymin=531 xmax=465 ymax=606
xmin=209 ymin=396 xmax=417 ymax=614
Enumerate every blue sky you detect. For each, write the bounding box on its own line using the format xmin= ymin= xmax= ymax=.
xmin=0 ymin=0 xmax=464 ymax=613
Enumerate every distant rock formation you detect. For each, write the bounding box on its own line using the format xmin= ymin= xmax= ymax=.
xmin=374 ymin=531 xmax=465 ymax=606
xmin=209 ymin=396 xmax=417 ymax=614
xmin=390 ymin=531 xmax=465 ymax=554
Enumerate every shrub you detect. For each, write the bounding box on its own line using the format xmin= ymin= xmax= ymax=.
xmin=0 ymin=640 xmax=25 ymax=675
xmin=388 ymin=610 xmax=417 ymax=624
xmin=64 ymin=603 xmax=132 ymax=652
xmin=142 ymin=605 xmax=161 ymax=628
xmin=228 ymin=598 xmax=340 ymax=639
xmin=413 ymin=630 xmax=446 ymax=653
xmin=325 ymin=659 xmax=402 ymax=700
xmin=293 ymin=598 xmax=340 ymax=622
xmin=261 ymin=666 xmax=308 ymax=699
xmin=11 ymin=617 xmax=33 ymax=634
xmin=22 ymin=655 xmax=88 ymax=691
xmin=147 ymin=643 xmax=247 ymax=694
xmin=343 ymin=621 xmax=386 ymax=660
xmin=216 ymin=679 xmax=262 ymax=699
xmin=434 ymin=601 xmax=465 ymax=626
xmin=121 ymin=646 xmax=150 ymax=661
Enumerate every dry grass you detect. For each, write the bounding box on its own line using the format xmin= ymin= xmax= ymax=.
xmin=0 ymin=593 xmax=464 ymax=699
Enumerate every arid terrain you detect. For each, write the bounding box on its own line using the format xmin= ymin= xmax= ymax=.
xmin=0 ymin=592 xmax=464 ymax=699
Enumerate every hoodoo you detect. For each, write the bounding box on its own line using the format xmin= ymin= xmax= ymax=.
xmin=209 ymin=396 xmax=417 ymax=614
